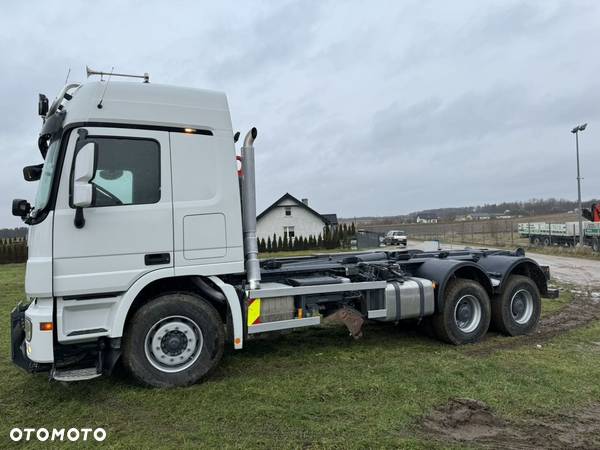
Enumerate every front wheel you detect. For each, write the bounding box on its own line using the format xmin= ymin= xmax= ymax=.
xmin=592 ymin=238 xmax=600 ymax=253
xmin=491 ymin=275 xmax=541 ymax=336
xmin=432 ymin=279 xmax=491 ymax=345
xmin=122 ymin=292 xmax=224 ymax=388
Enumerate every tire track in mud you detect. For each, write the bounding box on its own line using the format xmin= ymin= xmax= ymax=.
xmin=419 ymin=398 xmax=600 ymax=449
xmin=466 ymin=287 xmax=600 ymax=356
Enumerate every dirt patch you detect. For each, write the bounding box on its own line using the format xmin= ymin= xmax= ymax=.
xmin=467 ymin=288 xmax=600 ymax=356
xmin=421 ymin=398 xmax=508 ymax=442
xmin=420 ymin=398 xmax=600 ymax=449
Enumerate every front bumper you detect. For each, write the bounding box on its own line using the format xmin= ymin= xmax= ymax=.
xmin=10 ymin=302 xmax=51 ymax=373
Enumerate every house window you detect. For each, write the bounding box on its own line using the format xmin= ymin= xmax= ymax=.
xmin=284 ymin=226 xmax=295 ymax=239
xmin=285 ymin=207 xmax=292 ymax=216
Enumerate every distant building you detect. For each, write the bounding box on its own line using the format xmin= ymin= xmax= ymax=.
xmin=466 ymin=212 xmax=512 ymax=221
xmin=256 ymin=193 xmax=337 ymax=241
xmin=416 ymin=213 xmax=439 ymax=224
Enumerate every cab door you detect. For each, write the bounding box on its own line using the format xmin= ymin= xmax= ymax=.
xmin=52 ymin=127 xmax=174 ymax=297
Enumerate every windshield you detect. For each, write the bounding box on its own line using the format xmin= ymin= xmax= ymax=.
xmin=32 ymin=138 xmax=60 ymax=216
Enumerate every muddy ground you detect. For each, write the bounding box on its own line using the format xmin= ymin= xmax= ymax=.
xmin=401 ymin=242 xmax=600 ymax=447
xmin=466 ymin=287 xmax=600 ymax=356
xmin=422 ymin=287 xmax=600 ymax=448
xmin=421 ymin=398 xmax=600 ymax=449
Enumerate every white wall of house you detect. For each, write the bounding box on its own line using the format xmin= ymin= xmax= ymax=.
xmin=257 ymin=198 xmax=327 ymax=241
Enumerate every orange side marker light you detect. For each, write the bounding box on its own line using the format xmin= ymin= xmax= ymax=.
xmin=40 ymin=322 xmax=53 ymax=331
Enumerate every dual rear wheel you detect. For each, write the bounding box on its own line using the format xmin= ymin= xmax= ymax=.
xmin=432 ymin=275 xmax=541 ymax=345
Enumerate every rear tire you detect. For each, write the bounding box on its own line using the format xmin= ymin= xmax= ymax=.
xmin=122 ymin=292 xmax=224 ymax=388
xmin=492 ymin=275 xmax=541 ymax=336
xmin=432 ymin=279 xmax=491 ymax=345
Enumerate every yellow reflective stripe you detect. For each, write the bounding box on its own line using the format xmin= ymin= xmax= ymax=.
xmin=248 ymin=298 xmax=261 ymax=325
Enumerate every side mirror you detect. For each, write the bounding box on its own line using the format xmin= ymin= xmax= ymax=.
xmin=72 ymin=142 xmax=97 ymax=228
xmin=72 ymin=142 xmax=97 ymax=208
xmin=23 ymin=164 xmax=43 ymax=182
xmin=38 ymin=94 xmax=49 ymax=117
xmin=12 ymin=199 xmax=31 ymax=218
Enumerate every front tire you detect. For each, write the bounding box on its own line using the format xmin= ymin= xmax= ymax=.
xmin=122 ymin=292 xmax=224 ymax=388
xmin=491 ymin=275 xmax=541 ymax=336
xmin=432 ymin=279 xmax=491 ymax=345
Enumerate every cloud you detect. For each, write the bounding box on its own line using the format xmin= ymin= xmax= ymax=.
xmin=1 ymin=0 xmax=600 ymax=227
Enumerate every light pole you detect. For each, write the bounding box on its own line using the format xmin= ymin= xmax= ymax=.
xmin=571 ymin=123 xmax=587 ymax=247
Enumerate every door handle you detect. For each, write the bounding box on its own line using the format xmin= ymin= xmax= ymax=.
xmin=144 ymin=253 xmax=171 ymax=266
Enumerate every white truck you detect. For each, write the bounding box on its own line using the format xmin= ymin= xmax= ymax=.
xmin=11 ymin=71 xmax=551 ymax=387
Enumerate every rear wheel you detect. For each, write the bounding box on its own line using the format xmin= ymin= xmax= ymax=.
xmin=122 ymin=292 xmax=224 ymax=388
xmin=491 ymin=275 xmax=541 ymax=336
xmin=432 ymin=279 xmax=491 ymax=345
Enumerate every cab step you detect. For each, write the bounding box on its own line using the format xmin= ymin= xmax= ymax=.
xmin=51 ymin=367 xmax=101 ymax=382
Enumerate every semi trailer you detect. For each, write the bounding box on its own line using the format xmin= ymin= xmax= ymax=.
xmin=518 ymin=218 xmax=600 ymax=252
xmin=11 ymin=71 xmax=551 ymax=387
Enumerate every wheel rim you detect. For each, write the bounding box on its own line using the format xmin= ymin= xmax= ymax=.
xmin=453 ymin=295 xmax=482 ymax=333
xmin=510 ymin=289 xmax=534 ymax=325
xmin=144 ymin=315 xmax=203 ymax=373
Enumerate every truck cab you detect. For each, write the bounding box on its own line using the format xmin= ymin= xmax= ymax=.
xmin=12 ymin=76 xmax=551 ymax=387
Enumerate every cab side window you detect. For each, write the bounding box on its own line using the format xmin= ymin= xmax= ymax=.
xmin=90 ymin=137 xmax=160 ymax=207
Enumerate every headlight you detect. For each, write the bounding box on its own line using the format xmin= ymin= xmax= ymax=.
xmin=24 ymin=318 xmax=32 ymax=341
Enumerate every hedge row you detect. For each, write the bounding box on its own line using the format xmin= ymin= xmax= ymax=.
xmin=258 ymin=223 xmax=356 ymax=253
xmin=0 ymin=240 xmax=28 ymax=264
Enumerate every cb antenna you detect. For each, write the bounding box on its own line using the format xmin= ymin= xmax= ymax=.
xmin=64 ymin=67 xmax=71 ymax=84
xmin=96 ymin=66 xmax=114 ymax=109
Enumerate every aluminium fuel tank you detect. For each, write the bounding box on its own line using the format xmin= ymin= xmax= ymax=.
xmin=377 ymin=277 xmax=435 ymax=321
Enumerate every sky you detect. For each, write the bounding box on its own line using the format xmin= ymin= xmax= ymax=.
xmin=1 ymin=0 xmax=599 ymax=227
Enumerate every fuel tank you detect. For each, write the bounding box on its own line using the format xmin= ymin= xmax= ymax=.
xmin=375 ymin=278 xmax=435 ymax=321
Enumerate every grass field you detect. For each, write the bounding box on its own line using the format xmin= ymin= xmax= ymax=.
xmin=2 ymin=264 xmax=600 ymax=448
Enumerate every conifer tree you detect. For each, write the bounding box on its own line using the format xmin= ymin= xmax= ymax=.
xmin=283 ymin=232 xmax=289 ymax=251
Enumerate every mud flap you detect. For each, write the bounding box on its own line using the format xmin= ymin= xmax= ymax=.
xmin=324 ymin=306 xmax=365 ymax=339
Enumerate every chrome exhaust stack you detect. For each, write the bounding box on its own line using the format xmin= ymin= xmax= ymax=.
xmin=240 ymin=127 xmax=261 ymax=289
